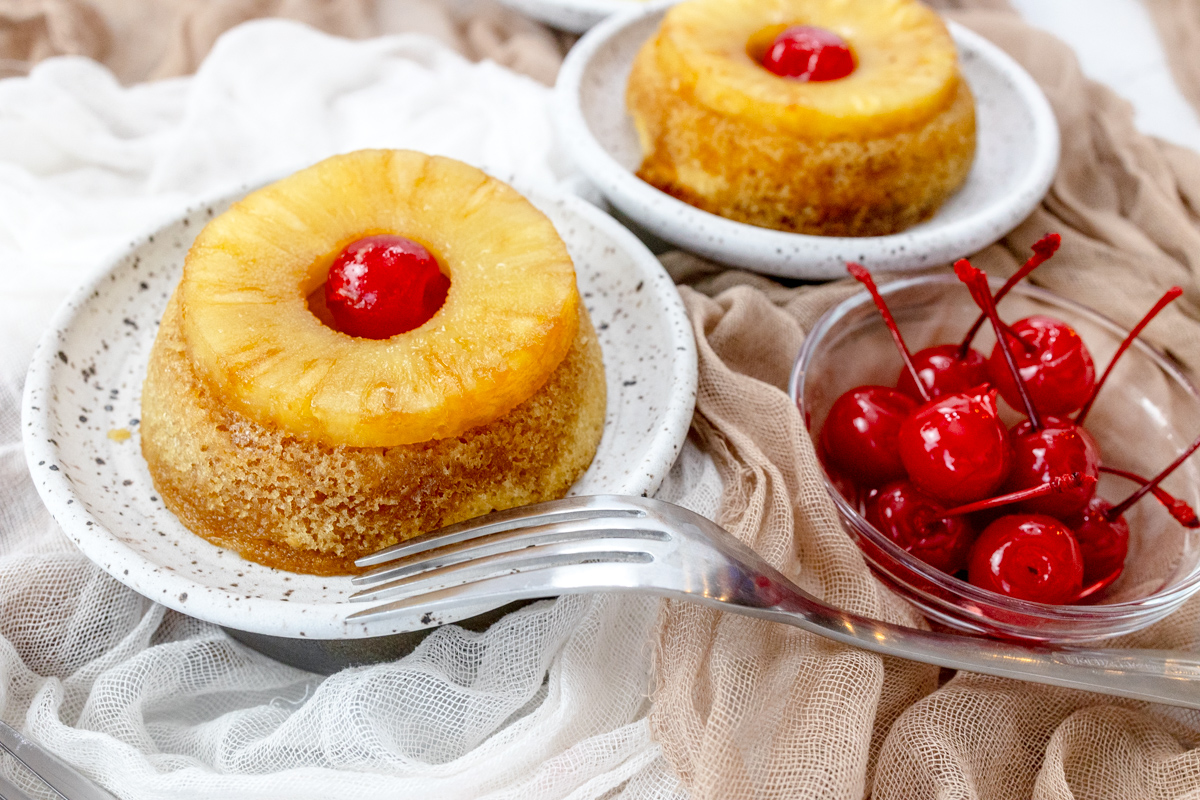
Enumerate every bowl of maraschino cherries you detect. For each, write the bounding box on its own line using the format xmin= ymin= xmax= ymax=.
xmin=790 ymin=235 xmax=1200 ymax=642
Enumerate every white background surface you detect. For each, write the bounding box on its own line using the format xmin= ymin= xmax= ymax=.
xmin=1013 ymin=0 xmax=1200 ymax=152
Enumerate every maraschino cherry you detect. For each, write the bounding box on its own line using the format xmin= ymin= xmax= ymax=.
xmin=761 ymin=26 xmax=855 ymax=82
xmin=1068 ymin=435 xmax=1200 ymax=598
xmin=956 ymin=259 xmax=1102 ymax=517
xmin=898 ymin=234 xmax=1061 ymax=401
xmin=896 ymin=345 xmax=988 ymax=401
xmin=1002 ymin=286 xmax=1181 ymax=517
xmin=843 ymin=262 xmax=1010 ymax=505
xmin=866 ymin=474 xmax=1094 ymax=576
xmin=819 ymin=386 xmax=916 ymax=487
xmin=986 ymin=315 xmax=1096 ymax=418
xmin=1069 ymin=497 xmax=1130 ymax=596
xmin=324 ymin=235 xmax=450 ymax=339
xmin=896 ymin=387 xmax=1011 ymax=505
xmin=866 ymin=481 xmax=975 ymax=574
xmin=968 ymin=514 xmax=1084 ymax=604
xmin=820 ymin=265 xmax=930 ymax=486
xmin=1005 ymin=419 xmax=1099 ymax=517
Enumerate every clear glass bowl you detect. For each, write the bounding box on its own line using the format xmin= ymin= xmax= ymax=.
xmin=789 ymin=275 xmax=1200 ymax=642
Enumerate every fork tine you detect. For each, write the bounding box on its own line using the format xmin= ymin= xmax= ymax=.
xmin=0 ymin=720 xmax=119 ymax=800
xmin=350 ymin=537 xmax=661 ymax=603
xmin=354 ymin=495 xmax=650 ymax=569
xmin=352 ymin=516 xmax=671 ymax=588
xmin=346 ymin=560 xmax=656 ymax=623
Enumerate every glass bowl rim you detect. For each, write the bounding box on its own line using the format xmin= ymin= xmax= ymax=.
xmin=788 ymin=272 xmax=1200 ymax=618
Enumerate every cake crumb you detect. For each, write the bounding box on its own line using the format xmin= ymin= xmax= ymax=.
xmin=108 ymin=428 xmax=132 ymax=442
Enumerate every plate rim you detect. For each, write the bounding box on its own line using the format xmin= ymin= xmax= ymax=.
xmin=21 ymin=183 xmax=698 ymax=640
xmin=554 ymin=2 xmax=1061 ymax=279
xmin=495 ymin=0 xmax=639 ymax=33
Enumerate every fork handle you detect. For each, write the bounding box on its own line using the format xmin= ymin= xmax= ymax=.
xmin=751 ymin=600 xmax=1200 ymax=708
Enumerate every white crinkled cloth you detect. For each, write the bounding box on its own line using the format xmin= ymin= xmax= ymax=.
xmin=0 ymin=20 xmax=712 ymax=799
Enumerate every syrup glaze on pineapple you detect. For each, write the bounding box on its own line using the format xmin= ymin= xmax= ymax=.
xmin=180 ymin=150 xmax=581 ymax=448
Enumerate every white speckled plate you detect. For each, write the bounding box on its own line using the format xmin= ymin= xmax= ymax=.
xmin=22 ymin=187 xmax=697 ymax=640
xmin=495 ymin=0 xmax=643 ymax=32
xmin=555 ymin=3 xmax=1061 ymax=279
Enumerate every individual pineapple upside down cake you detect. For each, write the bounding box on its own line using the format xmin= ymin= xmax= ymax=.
xmin=626 ymin=0 xmax=977 ymax=237
xmin=140 ymin=150 xmax=606 ymax=575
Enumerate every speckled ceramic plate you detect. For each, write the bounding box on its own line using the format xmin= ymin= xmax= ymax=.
xmin=22 ymin=187 xmax=697 ymax=640
xmin=555 ymin=3 xmax=1061 ymax=279
xmin=495 ymin=0 xmax=643 ymax=33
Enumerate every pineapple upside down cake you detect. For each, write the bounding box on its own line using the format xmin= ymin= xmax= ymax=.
xmin=627 ymin=0 xmax=977 ymax=237
xmin=140 ymin=150 xmax=607 ymax=576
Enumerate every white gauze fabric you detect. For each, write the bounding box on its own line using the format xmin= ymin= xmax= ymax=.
xmin=0 ymin=20 xmax=712 ymax=799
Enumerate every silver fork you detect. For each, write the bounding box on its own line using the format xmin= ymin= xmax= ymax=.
xmin=0 ymin=719 xmax=118 ymax=800
xmin=347 ymin=495 xmax=1200 ymax=709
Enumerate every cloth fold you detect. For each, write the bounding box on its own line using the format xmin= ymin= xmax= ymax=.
xmin=0 ymin=0 xmax=566 ymax=85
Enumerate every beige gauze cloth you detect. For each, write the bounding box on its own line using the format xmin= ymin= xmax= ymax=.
xmin=5 ymin=1 xmax=1200 ymax=798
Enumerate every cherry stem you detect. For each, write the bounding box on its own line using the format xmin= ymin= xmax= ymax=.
xmin=1074 ymin=286 xmax=1183 ymax=426
xmin=953 ymin=259 xmax=1043 ymax=431
xmin=847 ymin=263 xmax=931 ymax=403
xmin=1100 ymin=465 xmax=1200 ymax=528
xmin=957 ymin=233 xmax=1061 ymax=359
xmin=1106 ymin=432 xmax=1200 ymax=522
xmin=940 ymin=473 xmax=1094 ymax=518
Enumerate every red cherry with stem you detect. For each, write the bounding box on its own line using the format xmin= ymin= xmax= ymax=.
xmin=968 ymin=514 xmax=1084 ymax=604
xmin=897 ymin=386 xmax=1011 ymax=505
xmin=898 ymin=235 xmax=1060 ymax=402
xmin=1074 ymin=286 xmax=1183 ymax=425
xmin=1067 ymin=497 xmax=1131 ymax=596
xmin=324 ymin=235 xmax=450 ymax=339
xmin=897 ymin=344 xmax=989 ymax=401
xmin=847 ymin=262 xmax=931 ymax=403
xmin=986 ymin=315 xmax=1096 ymax=417
xmin=961 ymin=260 xmax=1098 ymax=516
xmin=1070 ymin=433 xmax=1200 ymax=600
xmin=1100 ymin=466 xmax=1199 ymax=528
xmin=956 ymin=233 xmax=1061 ymax=358
xmin=820 ymin=386 xmax=917 ymax=487
xmin=865 ymin=481 xmax=975 ymax=573
xmin=1004 ymin=418 xmax=1099 ymax=517
xmin=761 ymin=26 xmax=855 ymax=81
xmin=864 ymin=475 xmax=1092 ymax=577
xmin=955 ymin=259 xmax=1045 ymax=429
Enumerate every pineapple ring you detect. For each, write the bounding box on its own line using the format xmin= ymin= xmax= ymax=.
xmin=179 ymin=150 xmax=580 ymax=448
xmin=655 ymin=0 xmax=962 ymax=139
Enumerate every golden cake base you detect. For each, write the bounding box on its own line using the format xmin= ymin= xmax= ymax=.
xmin=140 ymin=292 xmax=607 ymax=576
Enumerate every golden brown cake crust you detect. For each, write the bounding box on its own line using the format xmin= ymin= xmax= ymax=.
xmin=140 ymin=291 xmax=607 ymax=576
xmin=626 ymin=0 xmax=977 ymax=237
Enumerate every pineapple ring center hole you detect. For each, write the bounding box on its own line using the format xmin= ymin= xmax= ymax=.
xmin=306 ymin=234 xmax=451 ymax=339
xmin=746 ymin=24 xmax=792 ymax=65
